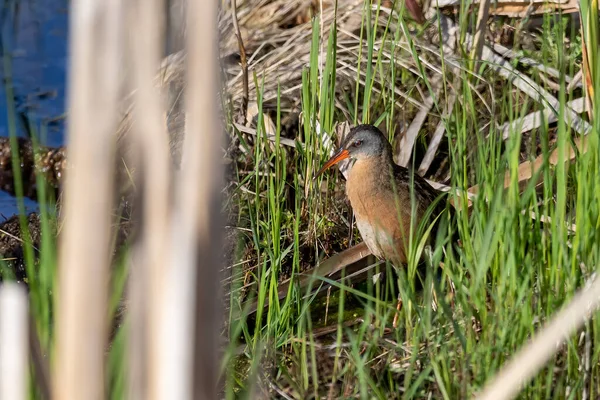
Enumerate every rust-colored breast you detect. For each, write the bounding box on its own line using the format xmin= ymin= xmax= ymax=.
xmin=346 ymin=158 xmax=425 ymax=266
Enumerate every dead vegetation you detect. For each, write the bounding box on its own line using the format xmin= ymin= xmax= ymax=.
xmin=0 ymin=0 xmax=598 ymax=398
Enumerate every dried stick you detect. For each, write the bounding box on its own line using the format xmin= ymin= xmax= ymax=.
xmin=493 ymin=42 xmax=574 ymax=85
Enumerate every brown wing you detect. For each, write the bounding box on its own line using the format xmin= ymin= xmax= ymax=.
xmin=389 ymin=164 xmax=454 ymax=247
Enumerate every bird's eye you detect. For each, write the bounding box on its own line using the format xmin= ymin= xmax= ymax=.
xmin=353 ymin=139 xmax=363 ymax=147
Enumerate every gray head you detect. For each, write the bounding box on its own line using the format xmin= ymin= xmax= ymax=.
xmin=339 ymin=124 xmax=392 ymax=160
xmin=316 ymin=124 xmax=392 ymax=177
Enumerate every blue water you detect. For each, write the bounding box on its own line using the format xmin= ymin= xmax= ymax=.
xmin=0 ymin=0 xmax=68 ymax=218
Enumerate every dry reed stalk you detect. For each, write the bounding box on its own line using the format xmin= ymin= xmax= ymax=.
xmin=471 ymin=0 xmax=491 ymax=63
xmin=152 ymin=0 xmax=222 ymax=399
xmin=492 ymin=41 xmax=573 ymax=84
xmin=167 ymin=0 xmax=187 ymax=54
xmin=0 ymin=283 xmax=28 ymax=400
xmin=125 ymin=0 xmax=171 ymax=399
xmin=476 ymin=274 xmax=600 ymax=400
xmin=53 ymin=0 xmax=123 ymax=398
xmin=187 ymin=0 xmax=224 ymax=393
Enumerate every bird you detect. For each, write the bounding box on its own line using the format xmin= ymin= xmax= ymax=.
xmin=243 ymin=124 xmax=456 ymax=320
xmin=315 ymin=124 xmax=452 ymax=273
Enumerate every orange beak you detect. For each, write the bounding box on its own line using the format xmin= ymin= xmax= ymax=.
xmin=314 ymin=149 xmax=350 ymax=180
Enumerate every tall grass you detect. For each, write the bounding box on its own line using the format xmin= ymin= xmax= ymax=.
xmin=1 ymin=0 xmax=599 ymax=399
xmin=0 ymin=3 xmax=58 ymax=399
xmin=228 ymin=2 xmax=600 ymax=399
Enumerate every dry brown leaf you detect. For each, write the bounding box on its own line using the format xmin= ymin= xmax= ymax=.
xmin=469 ymin=135 xmax=587 ymax=197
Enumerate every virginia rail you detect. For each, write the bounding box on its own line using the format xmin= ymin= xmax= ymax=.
xmin=315 ymin=124 xmax=450 ymax=271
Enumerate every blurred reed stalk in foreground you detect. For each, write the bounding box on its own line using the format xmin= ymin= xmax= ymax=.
xmin=125 ymin=0 xmax=171 ymax=398
xmin=53 ymin=0 xmax=123 ymax=398
xmin=52 ymin=0 xmax=222 ymax=398
xmin=0 ymin=283 xmax=28 ymax=400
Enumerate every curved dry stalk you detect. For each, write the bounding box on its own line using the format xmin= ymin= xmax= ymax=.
xmin=476 ymin=274 xmax=600 ymax=400
xmin=244 ymin=241 xmax=372 ymax=316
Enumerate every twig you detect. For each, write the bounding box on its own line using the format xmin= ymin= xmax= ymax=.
xmin=231 ymin=0 xmax=249 ymax=125
xmin=0 ymin=228 xmax=40 ymax=252
xmin=233 ymin=122 xmax=298 ymax=148
xmin=425 ymin=14 xmax=590 ymax=136
xmin=432 ymin=0 xmax=579 ymax=16
xmin=567 ymin=68 xmax=584 ymax=93
xmin=476 ymin=274 xmax=600 ymax=400
xmin=469 ymin=134 xmax=587 ymax=196
xmin=525 ymin=210 xmax=577 ymax=235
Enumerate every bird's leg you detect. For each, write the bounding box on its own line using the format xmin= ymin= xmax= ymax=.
xmin=392 ymin=293 xmax=403 ymax=328
xmin=423 ymin=244 xmax=443 ymax=311
xmin=433 ymin=248 xmax=457 ymax=310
